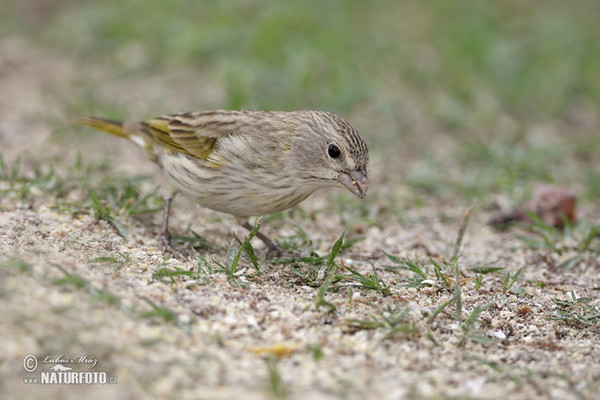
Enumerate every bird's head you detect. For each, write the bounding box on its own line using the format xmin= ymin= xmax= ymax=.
xmin=290 ymin=111 xmax=369 ymax=198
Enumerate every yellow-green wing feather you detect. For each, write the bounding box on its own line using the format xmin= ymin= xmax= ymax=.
xmin=164 ymin=110 xmax=294 ymax=160
xmin=141 ymin=117 xmax=189 ymax=154
xmin=144 ymin=111 xmax=258 ymax=160
xmin=79 ymin=110 xmax=294 ymax=162
xmin=161 ymin=115 xmax=220 ymax=160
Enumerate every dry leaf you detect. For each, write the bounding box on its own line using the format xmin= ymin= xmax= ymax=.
xmin=491 ymin=184 xmax=577 ymax=228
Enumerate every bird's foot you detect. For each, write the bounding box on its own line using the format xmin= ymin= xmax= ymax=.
xmin=159 ymin=230 xmax=191 ymax=259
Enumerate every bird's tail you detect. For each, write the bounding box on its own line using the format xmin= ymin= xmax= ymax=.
xmin=75 ymin=117 xmax=131 ymax=139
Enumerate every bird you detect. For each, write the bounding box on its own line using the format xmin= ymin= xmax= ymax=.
xmin=76 ymin=110 xmax=369 ymax=255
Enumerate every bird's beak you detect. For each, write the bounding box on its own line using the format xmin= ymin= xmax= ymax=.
xmin=338 ymin=167 xmax=368 ymax=198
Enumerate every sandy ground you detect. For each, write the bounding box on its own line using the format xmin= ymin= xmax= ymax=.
xmin=1 ymin=37 xmax=599 ymax=400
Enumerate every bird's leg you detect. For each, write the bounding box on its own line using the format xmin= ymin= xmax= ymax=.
xmin=241 ymin=219 xmax=285 ymax=258
xmin=159 ymin=191 xmax=178 ymax=249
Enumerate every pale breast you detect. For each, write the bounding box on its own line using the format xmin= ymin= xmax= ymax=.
xmin=158 ymin=151 xmax=319 ymax=217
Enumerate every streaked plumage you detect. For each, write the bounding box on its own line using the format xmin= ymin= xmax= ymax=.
xmin=77 ymin=110 xmax=369 ymax=253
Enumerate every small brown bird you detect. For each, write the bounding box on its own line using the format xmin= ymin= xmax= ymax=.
xmin=77 ymin=110 xmax=369 ymax=254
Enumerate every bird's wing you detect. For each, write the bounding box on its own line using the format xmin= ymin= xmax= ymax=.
xmin=141 ymin=111 xmax=272 ymax=160
xmin=139 ymin=116 xmax=208 ymax=158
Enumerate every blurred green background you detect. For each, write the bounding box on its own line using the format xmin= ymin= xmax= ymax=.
xmin=3 ymin=0 xmax=600 ymax=203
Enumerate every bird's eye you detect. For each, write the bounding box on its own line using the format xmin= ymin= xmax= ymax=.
xmin=328 ymin=144 xmax=341 ymax=159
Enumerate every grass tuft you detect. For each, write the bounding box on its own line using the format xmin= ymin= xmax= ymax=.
xmin=551 ymin=291 xmax=600 ymax=328
xmin=138 ymin=295 xmax=178 ymax=324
